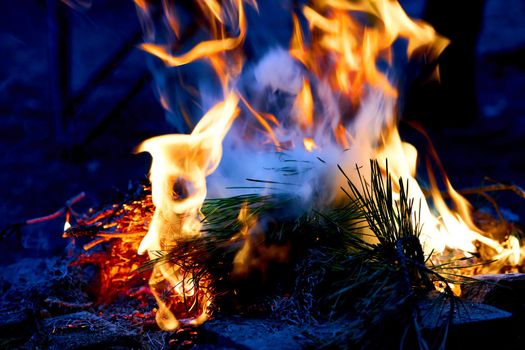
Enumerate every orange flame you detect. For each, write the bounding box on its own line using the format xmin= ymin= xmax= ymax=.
xmin=232 ymin=202 xmax=289 ymax=278
xmin=293 ymin=79 xmax=314 ymax=132
xmin=135 ymin=0 xmax=524 ymax=330
xmin=232 ymin=202 xmax=258 ymax=277
xmin=292 ymin=0 xmax=447 ymax=103
xmin=140 ymin=0 xmax=247 ymax=68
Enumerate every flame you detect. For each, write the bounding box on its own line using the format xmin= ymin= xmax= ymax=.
xmin=161 ymin=0 xmax=181 ymax=38
xmin=293 ymin=79 xmax=314 ymax=132
xmin=303 ymin=138 xmax=317 ymax=152
xmin=287 ymin=0 xmax=521 ymax=269
xmin=239 ymin=94 xmax=281 ymax=147
xmin=232 ymin=202 xmax=289 ymax=278
xmin=232 ymin=202 xmax=258 ymax=277
xmin=293 ymin=0 xmax=448 ymax=101
xmin=136 ymin=93 xmax=239 ymax=329
xmin=134 ymin=0 xmax=253 ymax=330
xmin=134 ymin=0 xmax=524 ymax=330
xmin=140 ymin=0 xmax=247 ymax=68
xmin=136 ymin=94 xmax=239 ymax=255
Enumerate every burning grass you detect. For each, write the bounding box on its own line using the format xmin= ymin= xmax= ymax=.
xmin=54 ymin=159 xmax=523 ymax=348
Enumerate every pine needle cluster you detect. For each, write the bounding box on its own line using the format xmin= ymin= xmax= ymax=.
xmin=66 ymin=159 xmax=467 ymax=348
xmin=138 ymin=160 xmax=461 ymax=348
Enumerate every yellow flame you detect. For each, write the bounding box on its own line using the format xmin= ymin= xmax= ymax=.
xmin=303 ymin=138 xmax=317 ymax=152
xmin=136 ymin=93 xmax=239 ymax=329
xmin=137 ymin=94 xmax=238 ymax=251
xmin=136 ymin=0 xmax=524 ymax=329
xmin=203 ymin=0 xmax=224 ymax=23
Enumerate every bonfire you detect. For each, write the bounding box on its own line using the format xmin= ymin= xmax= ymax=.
xmin=3 ymin=0 xmax=525 ymax=349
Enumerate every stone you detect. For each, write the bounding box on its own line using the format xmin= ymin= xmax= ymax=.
xmin=201 ymin=317 xmax=348 ymax=350
xmin=24 ymin=311 xmax=140 ymax=350
xmin=0 ymin=307 xmax=35 ymax=348
xmin=419 ymin=298 xmax=511 ymax=329
xmin=420 ymin=291 xmax=518 ymax=348
xmin=460 ymin=273 xmax=525 ymax=312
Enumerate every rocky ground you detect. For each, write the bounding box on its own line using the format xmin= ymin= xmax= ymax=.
xmin=1 ymin=254 xmax=524 ymax=349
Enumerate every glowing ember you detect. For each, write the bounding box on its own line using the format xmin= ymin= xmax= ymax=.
xmin=64 ymin=191 xmax=152 ymax=303
xmin=118 ymin=0 xmax=525 ymax=330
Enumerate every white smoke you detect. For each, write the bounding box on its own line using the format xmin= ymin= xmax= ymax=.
xmin=252 ymin=48 xmax=303 ymax=95
xmin=205 ymin=48 xmax=396 ymax=215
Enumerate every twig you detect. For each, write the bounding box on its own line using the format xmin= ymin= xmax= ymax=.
xmin=477 ymin=192 xmax=506 ymax=223
xmin=1 ymin=192 xmax=86 ymax=240
xmin=422 ymin=184 xmax=525 ymax=200
xmin=95 ymin=231 xmax=146 ymax=238
xmin=25 ymin=192 xmax=85 ymax=225
xmin=44 ymin=297 xmax=93 ymax=312
xmin=457 ymin=183 xmax=525 ymax=199
xmin=422 ymin=182 xmax=524 ymax=224
xmin=82 ymin=231 xmax=146 ymax=250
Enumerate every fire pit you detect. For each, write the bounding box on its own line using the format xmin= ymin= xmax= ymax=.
xmin=1 ymin=0 xmax=525 ymax=348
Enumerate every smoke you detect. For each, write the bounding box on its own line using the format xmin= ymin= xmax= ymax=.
xmin=205 ymin=47 xmax=397 ymax=218
xmin=252 ymin=48 xmax=303 ymax=95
